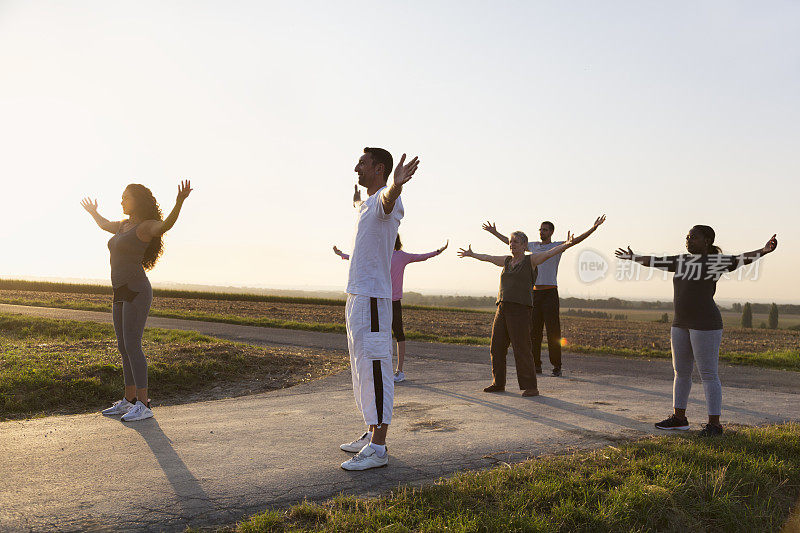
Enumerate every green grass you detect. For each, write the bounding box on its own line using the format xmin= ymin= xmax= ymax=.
xmin=0 ymin=313 xmax=346 ymax=420
xmin=228 ymin=423 xmax=800 ymax=532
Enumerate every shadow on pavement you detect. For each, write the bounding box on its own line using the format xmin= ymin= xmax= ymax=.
xmin=124 ymin=418 xmax=216 ymax=520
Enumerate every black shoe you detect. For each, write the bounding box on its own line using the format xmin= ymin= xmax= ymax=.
xmin=654 ymin=414 xmax=690 ymax=430
xmin=483 ymin=384 xmax=505 ymax=393
xmin=535 ymin=366 xmax=543 ymax=375
xmin=551 ymin=368 xmax=562 ymax=377
xmin=698 ymin=423 xmax=724 ymax=437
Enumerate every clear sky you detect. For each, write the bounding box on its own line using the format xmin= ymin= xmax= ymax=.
xmin=1 ymin=1 xmax=797 ymax=302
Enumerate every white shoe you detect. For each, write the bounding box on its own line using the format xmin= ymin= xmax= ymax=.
xmin=340 ymin=431 xmax=371 ymax=453
xmin=393 ymin=371 xmax=405 ymax=383
xmin=121 ymin=402 xmax=154 ymax=422
xmin=101 ymin=398 xmax=134 ymax=416
xmin=341 ymin=444 xmax=388 ymax=470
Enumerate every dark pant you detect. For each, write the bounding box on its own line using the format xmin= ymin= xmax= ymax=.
xmin=391 ymin=299 xmax=405 ymax=341
xmin=490 ymin=302 xmax=537 ymax=390
xmin=531 ymin=288 xmax=562 ymax=370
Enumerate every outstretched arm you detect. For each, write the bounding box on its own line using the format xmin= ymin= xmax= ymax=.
xmin=733 ymin=234 xmax=778 ymax=266
xmin=81 ymin=198 xmax=121 ymax=234
xmin=409 ymin=240 xmax=449 ymax=263
xmin=140 ymin=180 xmax=192 ymax=239
xmin=333 ymin=245 xmax=350 ymax=260
xmin=614 ymin=246 xmax=654 ymax=267
xmin=529 ymin=232 xmax=575 ymax=267
xmin=381 ymin=154 xmax=419 ymax=215
xmin=457 ymin=245 xmax=506 ymax=267
xmin=568 ymin=215 xmax=606 ymax=247
xmin=482 ymin=221 xmax=509 ymax=245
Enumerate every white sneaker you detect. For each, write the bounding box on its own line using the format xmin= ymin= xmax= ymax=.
xmin=121 ymin=402 xmax=154 ymax=422
xmin=340 ymin=444 xmax=388 ymax=470
xmin=101 ymin=398 xmax=134 ymax=416
xmin=340 ymin=431 xmax=371 ymax=453
xmin=393 ymin=371 xmax=405 ymax=383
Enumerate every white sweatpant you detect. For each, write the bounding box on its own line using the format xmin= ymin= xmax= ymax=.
xmin=345 ymin=294 xmax=394 ymax=426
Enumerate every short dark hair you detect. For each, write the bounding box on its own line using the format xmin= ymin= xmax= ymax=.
xmin=693 ymin=225 xmax=722 ymax=254
xmin=541 ymin=221 xmax=555 ymax=232
xmin=395 ymin=234 xmax=402 ymax=251
xmin=363 ymin=147 xmax=393 ymax=181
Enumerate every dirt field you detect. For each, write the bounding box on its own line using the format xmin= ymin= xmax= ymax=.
xmin=2 ymin=288 xmax=799 ymax=354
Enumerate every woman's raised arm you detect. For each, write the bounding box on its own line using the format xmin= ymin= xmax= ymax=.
xmin=81 ymin=197 xmax=121 ymax=234
xmin=457 ymin=244 xmax=506 ymax=267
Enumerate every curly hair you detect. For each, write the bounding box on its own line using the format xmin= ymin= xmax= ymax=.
xmin=125 ymin=184 xmax=164 ymax=270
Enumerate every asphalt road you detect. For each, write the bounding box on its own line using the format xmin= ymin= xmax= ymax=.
xmin=2 ymin=303 xmax=799 ymax=532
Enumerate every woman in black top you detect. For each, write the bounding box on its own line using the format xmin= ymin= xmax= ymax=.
xmin=459 ymin=231 xmax=575 ymax=396
xmin=616 ymin=226 xmax=777 ymax=436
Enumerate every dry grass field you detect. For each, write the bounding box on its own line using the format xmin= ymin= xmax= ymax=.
xmin=2 ymin=288 xmax=798 ymax=356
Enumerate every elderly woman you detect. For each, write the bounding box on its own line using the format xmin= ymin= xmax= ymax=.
xmin=458 ymin=230 xmax=575 ymax=396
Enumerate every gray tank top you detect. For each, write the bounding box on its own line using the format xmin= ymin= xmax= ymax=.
xmin=108 ymin=223 xmax=149 ymax=288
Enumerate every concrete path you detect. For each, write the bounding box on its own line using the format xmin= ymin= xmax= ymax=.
xmin=2 ymin=303 xmax=799 ymax=532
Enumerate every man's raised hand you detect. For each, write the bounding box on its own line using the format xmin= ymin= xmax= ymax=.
xmin=392 ymin=154 xmax=420 ymax=188
xmin=593 ymin=215 xmax=606 ymax=228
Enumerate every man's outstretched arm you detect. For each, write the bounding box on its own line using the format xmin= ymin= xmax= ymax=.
xmin=482 ymin=221 xmax=509 ymax=245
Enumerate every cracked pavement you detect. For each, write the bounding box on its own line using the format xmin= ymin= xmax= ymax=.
xmin=2 ymin=303 xmax=799 ymax=532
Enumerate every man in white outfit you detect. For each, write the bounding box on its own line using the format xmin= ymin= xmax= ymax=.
xmin=340 ymin=147 xmax=420 ymax=471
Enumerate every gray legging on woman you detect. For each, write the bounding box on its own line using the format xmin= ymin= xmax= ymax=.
xmin=112 ymin=277 xmax=153 ymax=389
xmin=670 ymin=327 xmax=723 ymax=416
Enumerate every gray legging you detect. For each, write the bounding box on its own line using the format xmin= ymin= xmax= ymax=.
xmin=670 ymin=327 xmax=723 ymax=416
xmin=112 ymin=277 xmax=153 ymax=389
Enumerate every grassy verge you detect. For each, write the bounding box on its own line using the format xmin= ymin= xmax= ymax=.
xmin=2 ymin=297 xmax=799 ymax=372
xmin=0 ymin=313 xmax=347 ymax=420
xmin=224 ymin=423 xmax=800 ymax=532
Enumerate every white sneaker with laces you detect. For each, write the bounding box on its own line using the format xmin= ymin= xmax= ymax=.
xmin=341 ymin=444 xmax=388 ymax=470
xmin=340 ymin=431 xmax=371 ymax=453
xmin=121 ymin=403 xmax=154 ymax=422
xmin=393 ymin=371 xmax=405 ymax=383
xmin=101 ymin=398 xmax=134 ymax=416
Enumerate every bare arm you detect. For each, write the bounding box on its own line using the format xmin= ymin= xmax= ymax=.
xmin=568 ymin=215 xmax=606 ymax=247
xmin=333 ymin=245 xmax=350 ymax=260
xmin=529 ymin=232 xmax=575 ymax=267
xmin=80 ymin=198 xmax=121 ymax=234
xmin=482 ymin=221 xmax=509 ymax=245
xmin=381 ymin=154 xmax=419 ymax=215
xmin=732 ymin=234 xmax=778 ymax=266
xmin=614 ymin=246 xmax=654 ymax=267
xmin=140 ymin=180 xmax=192 ymax=239
xmin=457 ymin=245 xmax=507 ymax=267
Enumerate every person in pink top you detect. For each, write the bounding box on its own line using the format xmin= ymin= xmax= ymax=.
xmin=334 ymin=235 xmax=448 ymax=382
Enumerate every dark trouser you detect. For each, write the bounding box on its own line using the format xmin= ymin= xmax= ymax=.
xmin=531 ymin=288 xmax=562 ymax=370
xmin=391 ymin=299 xmax=405 ymax=341
xmin=490 ymin=301 xmax=538 ymax=390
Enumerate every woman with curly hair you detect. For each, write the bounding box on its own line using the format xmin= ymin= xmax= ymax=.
xmin=81 ymin=180 xmax=192 ymax=421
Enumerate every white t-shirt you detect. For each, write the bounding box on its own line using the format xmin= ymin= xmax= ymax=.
xmin=346 ymin=187 xmax=404 ymax=299
xmin=528 ymin=241 xmax=564 ymax=286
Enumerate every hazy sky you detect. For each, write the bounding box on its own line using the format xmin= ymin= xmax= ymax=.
xmin=1 ymin=1 xmax=797 ymax=302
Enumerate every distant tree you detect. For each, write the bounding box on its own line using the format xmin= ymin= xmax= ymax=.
xmin=769 ymin=303 xmax=779 ymax=329
xmin=742 ymin=303 xmax=753 ymax=328
xmin=731 ymin=302 xmax=742 ymax=312
xmin=759 ymin=322 xmax=767 ymax=329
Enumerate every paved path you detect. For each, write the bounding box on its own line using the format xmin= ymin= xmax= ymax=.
xmin=2 ymin=303 xmax=799 ymax=532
